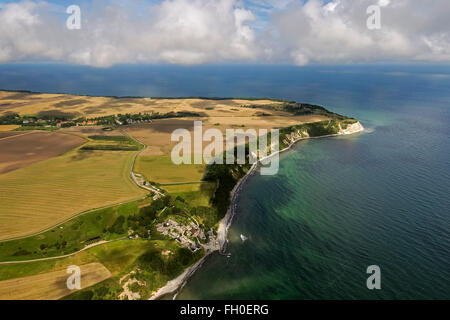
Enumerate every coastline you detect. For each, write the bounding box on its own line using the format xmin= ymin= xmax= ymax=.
xmin=149 ymin=121 xmax=364 ymax=300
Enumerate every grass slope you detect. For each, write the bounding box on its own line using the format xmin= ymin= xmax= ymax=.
xmin=135 ymin=155 xmax=206 ymax=184
xmin=0 ymin=201 xmax=144 ymax=262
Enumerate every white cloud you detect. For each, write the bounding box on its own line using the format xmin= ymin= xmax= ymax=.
xmin=266 ymin=0 xmax=450 ymax=65
xmin=378 ymin=0 xmax=390 ymax=7
xmin=0 ymin=0 xmax=257 ymax=66
xmin=0 ymin=0 xmax=449 ymax=66
xmin=324 ymin=0 xmax=340 ymax=13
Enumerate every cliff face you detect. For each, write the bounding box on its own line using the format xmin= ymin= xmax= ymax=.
xmin=338 ymin=121 xmax=364 ymax=135
xmin=282 ymin=129 xmax=309 ymax=147
xmin=280 ymin=120 xmax=364 ymax=148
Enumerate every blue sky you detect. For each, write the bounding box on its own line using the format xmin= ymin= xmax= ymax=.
xmin=0 ymin=0 xmax=449 ymax=67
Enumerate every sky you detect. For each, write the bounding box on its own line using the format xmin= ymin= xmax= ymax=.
xmin=0 ymin=0 xmax=449 ymax=67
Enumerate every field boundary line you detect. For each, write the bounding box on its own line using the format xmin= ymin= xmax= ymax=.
xmin=0 ymin=131 xmax=35 ymax=141
xmin=160 ymin=181 xmax=204 ymax=186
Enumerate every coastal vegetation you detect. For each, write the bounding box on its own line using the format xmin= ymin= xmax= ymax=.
xmin=63 ymin=240 xmax=204 ymax=300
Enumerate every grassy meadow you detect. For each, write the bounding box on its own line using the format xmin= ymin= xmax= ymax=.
xmin=135 ymin=155 xmax=206 ymax=184
xmin=163 ymin=182 xmax=216 ymax=207
xmin=0 ymin=201 xmax=146 ymax=262
xmin=64 ymin=239 xmax=204 ymax=300
xmin=0 ymin=239 xmax=151 ymax=282
xmin=81 ymin=135 xmax=142 ymax=151
xmin=0 ymin=239 xmax=160 ymax=300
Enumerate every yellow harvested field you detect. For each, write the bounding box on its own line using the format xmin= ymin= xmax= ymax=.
xmin=0 ymin=150 xmax=146 ymax=240
xmin=0 ymin=90 xmax=287 ymax=118
xmin=126 ymin=119 xmax=197 ymax=157
xmin=127 ymin=113 xmax=329 ymax=185
xmin=0 ymin=125 xmax=20 ymax=131
xmin=203 ymin=115 xmax=329 ymax=130
xmin=0 ymin=263 xmax=111 ymax=300
xmin=125 ymin=113 xmax=328 ymax=157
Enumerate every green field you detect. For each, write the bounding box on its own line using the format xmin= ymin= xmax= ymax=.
xmin=0 ymin=194 xmax=207 ymax=299
xmin=64 ymin=239 xmax=204 ymax=300
xmin=81 ymin=135 xmax=141 ymax=151
xmin=0 ymin=249 xmax=96 ymax=282
xmin=163 ymin=182 xmax=216 ymax=207
xmin=0 ymin=239 xmax=153 ymax=282
xmin=0 ymin=149 xmax=146 ymax=240
xmin=0 ymin=201 xmax=145 ymax=262
xmin=135 ymin=155 xmax=206 ymax=184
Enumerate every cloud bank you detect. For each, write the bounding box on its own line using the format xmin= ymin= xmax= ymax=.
xmin=0 ymin=0 xmax=449 ymax=67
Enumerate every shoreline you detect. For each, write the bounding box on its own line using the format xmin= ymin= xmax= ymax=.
xmin=149 ymin=121 xmax=364 ymax=300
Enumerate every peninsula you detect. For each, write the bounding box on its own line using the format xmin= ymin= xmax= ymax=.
xmin=0 ymin=90 xmax=363 ymax=300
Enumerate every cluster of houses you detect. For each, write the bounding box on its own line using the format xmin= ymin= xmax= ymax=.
xmin=156 ymin=219 xmax=206 ymax=253
xmin=22 ymin=118 xmax=99 ymax=127
xmin=58 ymin=120 xmax=99 ymax=127
xmin=21 ymin=115 xmax=152 ymax=128
xmin=122 ymin=119 xmax=152 ymax=125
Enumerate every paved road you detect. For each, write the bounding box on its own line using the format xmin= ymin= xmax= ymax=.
xmin=121 ymin=128 xmax=164 ymax=197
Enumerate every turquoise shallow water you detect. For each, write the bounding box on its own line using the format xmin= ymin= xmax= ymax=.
xmin=1 ymin=64 xmax=449 ymax=299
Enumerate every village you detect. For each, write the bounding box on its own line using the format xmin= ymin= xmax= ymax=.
xmin=19 ymin=115 xmax=153 ymax=128
xmin=0 ymin=110 xmax=200 ymax=129
xmin=156 ymin=218 xmax=220 ymax=253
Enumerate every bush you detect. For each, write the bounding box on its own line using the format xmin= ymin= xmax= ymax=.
xmin=108 ymin=216 xmax=125 ymax=234
xmin=13 ymin=249 xmax=31 ymax=256
xmin=78 ymin=290 xmax=94 ymax=300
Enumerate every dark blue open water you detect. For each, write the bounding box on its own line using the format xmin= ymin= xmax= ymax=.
xmin=1 ymin=64 xmax=449 ymax=299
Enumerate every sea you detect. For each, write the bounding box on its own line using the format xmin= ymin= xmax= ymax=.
xmin=1 ymin=63 xmax=449 ymax=299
